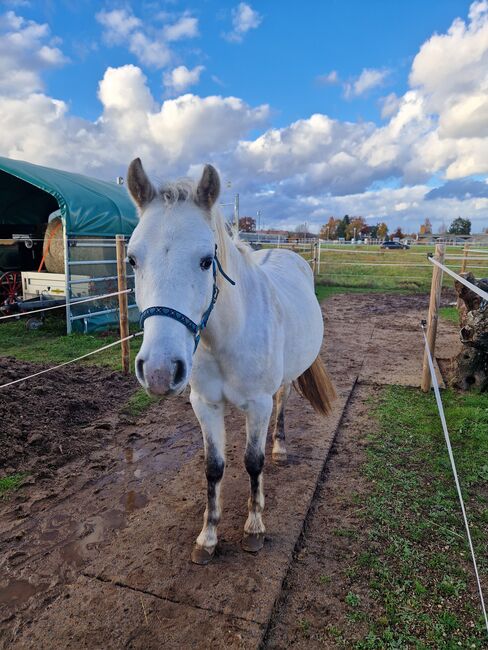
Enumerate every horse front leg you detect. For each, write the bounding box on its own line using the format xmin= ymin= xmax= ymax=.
xmin=242 ymin=395 xmax=273 ymax=553
xmin=190 ymin=391 xmax=226 ymax=565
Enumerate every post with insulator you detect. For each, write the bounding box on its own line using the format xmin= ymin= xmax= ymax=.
xmin=421 ymin=244 xmax=445 ymax=392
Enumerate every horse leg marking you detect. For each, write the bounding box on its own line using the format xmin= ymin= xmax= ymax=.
xmin=243 ymin=396 xmax=272 ymax=543
xmin=272 ymin=382 xmax=291 ymax=462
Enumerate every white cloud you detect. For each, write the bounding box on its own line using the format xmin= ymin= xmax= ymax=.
xmin=96 ymin=7 xmax=198 ymax=69
xmin=224 ymin=3 xmax=262 ymax=43
xmin=344 ymin=67 xmax=390 ymax=98
xmin=163 ymin=16 xmax=199 ymax=41
xmin=96 ymin=8 xmax=141 ymax=44
xmin=0 ymin=11 xmax=68 ymax=96
xmin=316 ymin=70 xmax=339 ymax=85
xmin=0 ymin=58 xmax=269 ymax=179
xmin=163 ymin=65 xmax=204 ymax=93
xmin=380 ymin=92 xmax=401 ymax=119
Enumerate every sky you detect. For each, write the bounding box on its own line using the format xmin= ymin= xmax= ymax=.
xmin=1 ymin=0 xmax=488 ymax=234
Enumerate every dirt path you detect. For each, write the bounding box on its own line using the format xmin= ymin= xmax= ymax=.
xmin=263 ymin=383 xmax=380 ymax=648
xmin=0 ymin=292 xmax=459 ymax=649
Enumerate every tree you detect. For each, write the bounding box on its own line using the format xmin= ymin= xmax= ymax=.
xmin=346 ymin=217 xmax=366 ymax=240
xmin=336 ymin=215 xmax=350 ymax=239
xmin=392 ymin=227 xmax=404 ymax=239
xmin=369 ymin=224 xmax=379 ymax=239
xmin=295 ymin=222 xmax=310 ymax=236
xmin=238 ymin=216 xmax=256 ymax=232
xmin=419 ymin=218 xmax=432 ymax=235
xmin=448 ymin=217 xmax=471 ymax=235
xmin=377 ymin=222 xmax=388 ymax=239
xmin=319 ymin=217 xmax=341 ymax=240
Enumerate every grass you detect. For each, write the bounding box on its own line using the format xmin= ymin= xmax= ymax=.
xmin=0 ymin=473 xmax=26 ymax=496
xmin=315 ymin=244 xmax=488 ymax=294
xmin=0 ymin=315 xmax=142 ymax=370
xmin=440 ymin=305 xmax=460 ymax=324
xmin=123 ymin=388 xmax=158 ymax=417
xmin=338 ymin=386 xmax=488 ymax=648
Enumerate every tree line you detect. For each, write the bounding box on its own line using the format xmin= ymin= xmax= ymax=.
xmin=238 ymin=215 xmax=472 ymax=239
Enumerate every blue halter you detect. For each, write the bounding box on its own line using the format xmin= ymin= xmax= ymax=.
xmin=139 ymin=245 xmax=235 ymax=352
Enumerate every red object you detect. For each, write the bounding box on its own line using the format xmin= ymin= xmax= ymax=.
xmin=0 ymin=271 xmax=21 ymax=306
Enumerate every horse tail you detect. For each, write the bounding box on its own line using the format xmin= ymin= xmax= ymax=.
xmin=294 ymin=355 xmax=336 ymax=417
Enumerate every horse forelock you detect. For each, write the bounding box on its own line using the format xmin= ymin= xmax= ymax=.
xmin=155 ymin=177 xmax=256 ymax=274
xmin=158 ymin=179 xmax=196 ymax=206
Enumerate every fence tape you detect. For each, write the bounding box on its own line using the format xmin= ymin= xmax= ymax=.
xmin=429 ymin=257 xmax=488 ymax=301
xmin=0 ymin=332 xmax=143 ymax=390
xmin=421 ymin=323 xmax=488 ymax=633
xmin=0 ymin=288 xmax=134 ymax=321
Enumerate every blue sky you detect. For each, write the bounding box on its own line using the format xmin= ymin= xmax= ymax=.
xmin=1 ymin=0 xmax=488 ymax=232
xmin=16 ymin=0 xmax=472 ymax=124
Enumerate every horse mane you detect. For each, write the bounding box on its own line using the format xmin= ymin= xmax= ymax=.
xmin=158 ymin=177 xmax=256 ymax=273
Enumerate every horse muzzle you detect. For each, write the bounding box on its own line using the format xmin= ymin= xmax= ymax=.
xmin=135 ymin=352 xmax=189 ymax=396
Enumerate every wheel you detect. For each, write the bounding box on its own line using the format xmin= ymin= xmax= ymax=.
xmin=0 ymin=271 xmax=21 ymax=308
xmin=25 ymin=317 xmax=43 ymax=331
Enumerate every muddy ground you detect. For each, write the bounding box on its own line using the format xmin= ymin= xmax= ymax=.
xmin=0 ymin=359 xmax=138 ymax=475
xmin=0 ymin=292 xmax=459 ymax=649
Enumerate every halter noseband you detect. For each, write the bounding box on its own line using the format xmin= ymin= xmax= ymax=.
xmin=138 ymin=245 xmax=235 ymax=352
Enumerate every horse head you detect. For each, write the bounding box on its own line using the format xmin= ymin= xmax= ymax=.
xmin=127 ymin=158 xmax=221 ymax=396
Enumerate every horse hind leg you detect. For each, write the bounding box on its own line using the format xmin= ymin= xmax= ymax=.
xmin=272 ymin=382 xmax=291 ymax=463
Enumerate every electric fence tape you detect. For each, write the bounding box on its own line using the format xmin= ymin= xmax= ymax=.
xmin=421 ymin=322 xmax=488 ymax=634
xmin=0 ymin=332 xmax=143 ymax=390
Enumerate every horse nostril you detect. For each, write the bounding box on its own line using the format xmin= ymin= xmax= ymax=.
xmin=172 ymin=359 xmax=186 ymax=386
xmin=136 ymin=357 xmax=145 ymax=381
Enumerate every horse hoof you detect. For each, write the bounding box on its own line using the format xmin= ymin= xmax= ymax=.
xmin=191 ymin=545 xmax=215 ymax=565
xmin=241 ymin=533 xmax=265 ymax=553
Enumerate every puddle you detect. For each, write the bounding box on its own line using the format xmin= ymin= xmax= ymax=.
xmin=60 ymin=509 xmax=126 ymax=567
xmin=121 ymin=425 xmax=202 ymax=481
xmin=0 ymin=578 xmax=48 ymax=608
xmin=122 ymin=490 xmax=148 ymax=514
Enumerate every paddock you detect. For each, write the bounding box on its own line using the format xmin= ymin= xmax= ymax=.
xmin=0 ymin=284 xmax=481 ymax=648
xmin=0 ymin=244 xmax=487 ymax=648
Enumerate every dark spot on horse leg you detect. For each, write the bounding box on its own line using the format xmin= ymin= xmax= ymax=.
xmin=205 ymin=452 xmax=224 ymax=527
xmin=245 ymin=445 xmax=264 ymax=503
xmin=274 ymin=407 xmax=285 ymax=441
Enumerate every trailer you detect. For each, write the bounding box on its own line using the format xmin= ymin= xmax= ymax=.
xmin=0 ymin=157 xmax=139 ymax=333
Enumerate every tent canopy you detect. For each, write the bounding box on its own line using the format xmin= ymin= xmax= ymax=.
xmin=0 ymin=156 xmax=138 ymax=237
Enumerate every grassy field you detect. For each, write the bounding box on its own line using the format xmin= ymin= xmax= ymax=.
xmin=347 ymin=386 xmax=488 ymax=647
xmin=316 ymin=244 xmax=488 ymax=293
xmin=0 ymin=315 xmax=142 ymax=370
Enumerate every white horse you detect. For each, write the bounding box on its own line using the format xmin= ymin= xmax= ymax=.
xmin=127 ymin=159 xmax=335 ymax=564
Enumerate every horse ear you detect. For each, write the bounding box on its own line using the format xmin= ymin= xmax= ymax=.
xmin=196 ymin=164 xmax=220 ymax=210
xmin=127 ymin=158 xmax=156 ymax=210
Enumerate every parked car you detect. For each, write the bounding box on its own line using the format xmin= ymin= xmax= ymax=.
xmin=380 ymin=241 xmax=410 ymax=250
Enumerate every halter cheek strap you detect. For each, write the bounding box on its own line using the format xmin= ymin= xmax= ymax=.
xmin=139 ymin=245 xmax=235 ymax=352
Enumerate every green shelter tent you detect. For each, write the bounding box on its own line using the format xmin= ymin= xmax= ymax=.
xmin=0 ymin=156 xmax=137 ymax=238
xmin=0 ymin=156 xmax=138 ymax=333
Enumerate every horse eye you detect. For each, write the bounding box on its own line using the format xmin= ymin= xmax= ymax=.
xmin=200 ymin=256 xmax=213 ymax=271
xmin=127 ymin=255 xmax=136 ymax=267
